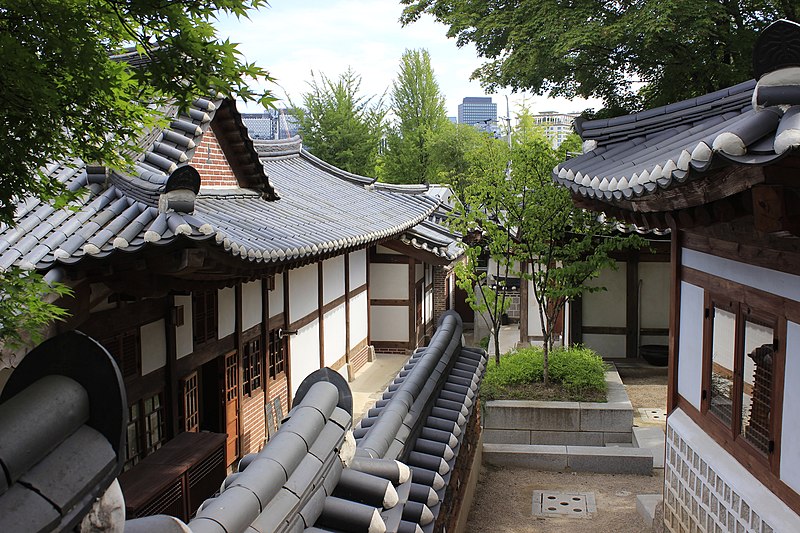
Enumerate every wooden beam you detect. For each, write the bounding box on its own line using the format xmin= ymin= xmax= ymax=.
xmin=318 ymin=262 xmax=325 ymax=369
xmin=667 ymin=225 xmax=681 ymax=413
xmin=752 ymin=185 xmax=800 ymax=235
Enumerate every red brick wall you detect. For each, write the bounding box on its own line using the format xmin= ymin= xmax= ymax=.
xmin=374 ymin=346 xmax=409 ymax=356
xmin=241 ymin=389 xmax=265 ymax=455
xmin=192 ymin=128 xmax=239 ymax=188
xmin=267 ymin=374 xmax=289 ymax=415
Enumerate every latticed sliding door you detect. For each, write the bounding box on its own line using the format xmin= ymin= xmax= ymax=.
xmin=224 ymin=352 xmax=240 ymax=465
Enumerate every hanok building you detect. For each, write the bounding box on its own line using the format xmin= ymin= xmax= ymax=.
xmin=554 ymin=20 xmax=800 ymax=532
xmin=0 ymin=96 xmax=460 ymax=518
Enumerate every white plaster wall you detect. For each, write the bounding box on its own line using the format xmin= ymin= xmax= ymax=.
xmin=269 ymin=274 xmax=284 ymax=319
xmin=582 ymin=333 xmax=625 ymax=358
xmin=218 ymin=287 xmax=235 ymax=339
xmin=781 ymin=321 xmax=800 ymax=494
xmin=677 ymin=281 xmax=704 ymax=410
xmin=323 ymin=256 xmax=345 ymax=305
xmin=323 ymin=305 xmax=347 ymax=367
xmin=174 ymin=295 xmax=193 ymax=359
xmin=526 ymin=277 xmax=545 ymax=338
xmin=639 ymin=262 xmax=670 ymax=329
xmin=371 ymin=306 xmax=409 ymax=342
xmin=242 ymin=280 xmax=262 ymax=331
xmin=583 ymin=262 xmax=627 ymax=327
xmin=350 ymin=291 xmax=368 ymax=350
xmin=370 ymin=264 xmax=408 ymax=300
xmin=140 ymin=320 xmax=166 ymax=375
xmin=377 ymin=245 xmax=401 ymax=255
xmin=289 ymin=320 xmax=320 ymax=397
xmin=289 ymin=264 xmax=319 ymax=323
xmin=425 ymin=289 xmax=433 ymax=324
xmin=683 ymin=248 xmax=800 ymax=302
xmin=415 ymin=263 xmax=423 ymax=282
xmin=349 ymin=249 xmax=367 ymax=289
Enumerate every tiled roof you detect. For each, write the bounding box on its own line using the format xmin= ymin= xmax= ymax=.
xmin=0 ymin=332 xmax=126 ymax=532
xmin=126 ymin=311 xmax=486 ymax=533
xmin=554 ymin=20 xmax=800 ymax=208
xmin=0 ymin=106 xmax=439 ymax=273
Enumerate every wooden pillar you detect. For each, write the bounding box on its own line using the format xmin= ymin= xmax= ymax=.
xmin=234 ymin=284 xmax=244 ymax=461
xmin=318 ymin=262 xmax=325 ymax=369
xmin=165 ymin=294 xmax=180 ymax=439
xmin=626 ymin=254 xmax=640 ymax=358
xmin=344 ymin=253 xmax=352 ymax=379
xmin=283 ymin=271 xmax=292 ymax=408
xmin=408 ymin=257 xmax=416 ymax=350
xmin=667 ymin=228 xmax=682 ymax=413
xmin=569 ymin=295 xmax=583 ymax=347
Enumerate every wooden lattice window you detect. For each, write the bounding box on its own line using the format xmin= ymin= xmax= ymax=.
xmin=703 ymin=296 xmax=780 ymax=462
xmin=183 ymin=372 xmax=200 ymax=433
xmin=101 ymin=329 xmax=140 ymax=379
xmin=124 ymin=391 xmax=166 ymax=471
xmin=243 ymin=337 xmax=263 ymax=396
xmin=193 ymin=290 xmax=218 ymax=346
xmin=268 ymin=329 xmax=286 ymax=379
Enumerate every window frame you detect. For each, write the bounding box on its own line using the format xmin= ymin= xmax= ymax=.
xmin=243 ymin=336 xmax=263 ymax=396
xmin=701 ymin=291 xmax=784 ymax=474
xmin=192 ymin=289 xmax=218 ymax=346
xmin=268 ymin=328 xmax=286 ymax=380
xmin=100 ymin=328 xmax=141 ymax=380
xmin=123 ymin=391 xmax=166 ymax=471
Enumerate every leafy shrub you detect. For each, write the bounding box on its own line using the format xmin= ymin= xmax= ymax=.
xmin=478 ymin=336 xmax=490 ymax=350
xmin=481 ymin=345 xmax=608 ymax=401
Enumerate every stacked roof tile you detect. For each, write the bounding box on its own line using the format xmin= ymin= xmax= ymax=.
xmin=124 ymin=311 xmax=485 ymax=533
xmin=554 ymin=21 xmax=800 ymax=206
xmin=0 ymin=101 xmax=442 ymax=274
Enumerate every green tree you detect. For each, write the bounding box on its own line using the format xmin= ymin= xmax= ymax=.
xmin=426 ymin=121 xmax=486 ymax=204
xmin=400 ymin=0 xmax=797 ymax=113
xmin=383 ymin=49 xmax=449 ymax=184
xmin=1 ymin=0 xmax=272 ymax=350
xmin=452 ymin=110 xmax=643 ymax=379
xmin=296 ymin=68 xmax=387 ymax=176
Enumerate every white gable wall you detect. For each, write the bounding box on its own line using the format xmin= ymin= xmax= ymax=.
xmin=350 ymin=291 xmax=368 ymax=350
xmin=349 ymin=249 xmax=367 ymax=288
xmin=140 ymin=320 xmax=166 ymax=375
xmin=269 ymin=274 xmax=284 ymax=320
xmin=782 ymin=321 xmax=800 ymax=494
xmin=677 ymin=281 xmax=704 ymax=410
xmin=289 ymin=264 xmax=318 ymax=323
xmin=323 ymin=256 xmax=345 ymax=304
xmin=242 ymin=281 xmax=262 ymax=331
xmin=218 ymin=287 xmax=235 ymax=338
xmin=324 ymin=305 xmax=347 ymax=367
xmin=289 ymin=320 xmax=320 ymax=397
xmin=371 ymin=263 xmax=408 ymax=299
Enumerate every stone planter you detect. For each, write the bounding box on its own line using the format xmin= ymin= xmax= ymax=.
xmin=483 ymin=369 xmax=633 ymax=446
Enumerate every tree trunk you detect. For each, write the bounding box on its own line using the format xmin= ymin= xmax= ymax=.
xmin=542 ymin=336 xmax=550 ymax=385
xmin=493 ymin=323 xmax=501 ymax=366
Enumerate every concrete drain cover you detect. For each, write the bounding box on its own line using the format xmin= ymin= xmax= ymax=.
xmin=532 ymin=491 xmax=596 ymax=517
xmin=638 ymin=407 xmax=666 ymax=422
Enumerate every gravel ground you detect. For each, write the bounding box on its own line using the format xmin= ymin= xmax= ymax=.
xmin=464 ymin=367 xmax=668 ymax=532
xmin=465 ymin=465 xmax=663 ymax=532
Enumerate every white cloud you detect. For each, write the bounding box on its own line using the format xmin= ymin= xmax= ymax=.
xmin=214 ymin=0 xmax=601 ymax=118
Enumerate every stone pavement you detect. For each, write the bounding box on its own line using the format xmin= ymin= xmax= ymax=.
xmin=349 ymin=352 xmax=410 ymax=422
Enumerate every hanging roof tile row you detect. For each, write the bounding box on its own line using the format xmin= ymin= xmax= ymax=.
xmin=0 ymin=101 xmax=443 ymax=275
xmin=554 ymin=21 xmax=800 ymax=211
xmin=123 ymin=311 xmax=484 ymax=533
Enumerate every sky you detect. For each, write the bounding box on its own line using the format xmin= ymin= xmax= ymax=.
xmin=214 ymin=0 xmax=601 ymax=120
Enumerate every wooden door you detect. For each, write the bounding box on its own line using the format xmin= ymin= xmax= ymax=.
xmin=182 ymin=371 xmax=200 ymax=433
xmin=223 ymin=352 xmax=239 ymax=465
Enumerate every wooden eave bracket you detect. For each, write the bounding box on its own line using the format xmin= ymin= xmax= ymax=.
xmin=752 ymin=184 xmax=800 ymax=236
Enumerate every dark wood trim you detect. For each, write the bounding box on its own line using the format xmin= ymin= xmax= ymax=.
xmin=344 ymin=253 xmax=351 ymax=368
xmin=372 ymin=340 xmax=412 ymax=350
xmin=318 ymin=262 xmax=325 ymax=369
xmin=682 ymin=229 xmax=800 ymax=279
xmin=283 ymin=271 xmax=291 ymax=408
xmin=242 ymin=323 xmax=261 ymax=343
xmin=367 ymin=247 xmax=372 ymax=347
xmin=380 ymin=239 xmax=452 ymax=266
xmin=668 ymin=226 xmax=681 ymax=413
xmin=641 ymin=328 xmax=670 ymax=336
xmin=371 ymin=254 xmax=410 ymax=264
xmin=165 ymin=295 xmax=179 ymax=439
xmin=288 ymin=309 xmax=319 ymax=331
xmin=371 ymin=298 xmax=411 ymax=306
xmin=268 ymin=313 xmax=285 ymax=331
xmin=682 ymin=267 xmax=800 ymax=324
xmin=329 ymin=354 xmax=346 ymax=372
xmin=175 ymin=334 xmax=236 ymax=378
xmin=262 ymin=276 xmax=270 ymax=413
xmin=349 ymin=337 xmax=368 ymax=356
xmin=234 ymin=283 xmax=244 ymax=463
xmin=79 ymin=297 xmax=167 ymax=340
xmin=674 ymin=399 xmax=800 ymax=513
xmin=580 ymin=326 xmax=627 ymax=335
xmin=126 ymin=367 xmax=167 ymax=407
xmin=321 ymin=294 xmax=347 ymax=315
xmin=626 ymin=255 xmax=639 ymax=358
xmin=349 ymin=283 xmax=368 ymax=297
xmin=408 ymin=257 xmax=415 ymax=348
xmin=773 ymin=318 xmax=787 ymax=477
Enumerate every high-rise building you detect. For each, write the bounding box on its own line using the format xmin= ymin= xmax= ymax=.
xmin=457 ymin=97 xmax=497 ymax=134
xmin=530 ymin=111 xmax=579 ymax=148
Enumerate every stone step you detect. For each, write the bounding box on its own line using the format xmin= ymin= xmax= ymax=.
xmin=633 ymin=426 xmax=666 ymax=468
xmin=636 ymin=494 xmax=662 ymax=530
xmin=483 ymin=443 xmax=653 ymax=475
xmin=605 ymin=442 xmax=633 ymax=447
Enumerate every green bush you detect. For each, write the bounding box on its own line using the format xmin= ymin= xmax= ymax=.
xmin=481 ymin=345 xmax=608 ymax=401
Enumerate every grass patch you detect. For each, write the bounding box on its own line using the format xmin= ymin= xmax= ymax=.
xmin=482 ymin=345 xmax=608 ymax=402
